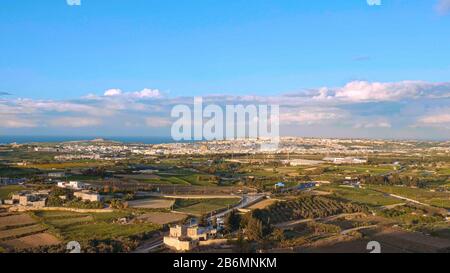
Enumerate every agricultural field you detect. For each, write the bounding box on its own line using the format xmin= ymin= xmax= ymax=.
xmin=174 ymin=198 xmax=240 ymax=216
xmin=30 ymin=210 xmax=161 ymax=243
xmin=135 ymin=212 xmax=187 ymax=225
xmin=0 ymin=224 xmax=47 ymax=240
xmin=127 ymin=198 xmax=174 ymax=209
xmin=117 ymin=172 xmax=219 ymax=186
xmin=256 ymin=195 xmax=367 ymax=224
xmin=0 ymin=213 xmax=61 ymax=251
xmin=0 ymin=213 xmax=37 ymax=228
xmin=367 ymin=185 xmax=450 ymax=209
xmin=2 ymin=233 xmax=61 ymax=250
xmin=0 ymin=185 xmax=25 ymax=200
xmin=332 ymin=165 xmax=394 ymax=175
xmin=319 ymin=184 xmax=402 ymax=207
xmin=437 ymin=168 xmax=450 ymax=175
xmin=21 ymin=161 xmax=113 ymax=170
xmin=0 ymin=165 xmax=40 ymax=177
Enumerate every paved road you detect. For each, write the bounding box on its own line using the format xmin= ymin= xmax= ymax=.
xmin=341 ymin=225 xmax=378 ymax=235
xmin=132 ymin=237 xmax=164 ymax=253
xmin=274 ymin=213 xmax=365 ymax=229
xmin=208 ymin=193 xmax=266 ymax=221
xmin=370 ymin=188 xmax=435 ymax=208
xmin=133 ymin=193 xmax=266 ymax=252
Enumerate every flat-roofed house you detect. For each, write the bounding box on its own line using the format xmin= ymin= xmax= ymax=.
xmin=74 ymin=190 xmax=101 ymax=202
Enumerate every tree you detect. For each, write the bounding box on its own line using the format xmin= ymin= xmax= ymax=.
xmin=198 ymin=215 xmax=208 ymax=227
xmin=245 ymin=216 xmax=264 ymax=242
xmin=224 ymin=210 xmax=241 ymax=233
xmin=110 ymin=199 xmax=127 ymax=209
xmin=211 ymin=217 xmax=218 ymax=228
xmin=235 ymin=230 xmax=250 ymax=253
xmin=270 ymin=228 xmax=285 ymax=242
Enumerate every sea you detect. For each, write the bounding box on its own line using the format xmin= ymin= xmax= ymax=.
xmin=0 ymin=136 xmax=178 ymax=145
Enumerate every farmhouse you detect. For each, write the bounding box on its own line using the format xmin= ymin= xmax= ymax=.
xmin=164 ymin=225 xmax=217 ymax=251
xmin=57 ymin=181 xmax=87 ymax=190
xmin=74 ymin=190 xmax=101 ymax=202
xmin=10 ymin=190 xmax=49 ymax=208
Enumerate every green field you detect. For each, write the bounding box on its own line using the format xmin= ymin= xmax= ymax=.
xmin=256 ymin=195 xmax=367 ymax=224
xmin=320 ymin=184 xmax=402 ymax=207
xmin=0 ymin=166 xmax=40 ymax=177
xmin=368 ymin=185 xmax=450 ymax=209
xmin=174 ymin=198 xmax=240 ymax=216
xmin=31 ymin=210 xmax=161 ymax=242
xmin=22 ymin=161 xmax=112 ymax=170
xmin=437 ymin=168 xmax=450 ymax=175
xmin=127 ymin=172 xmax=219 ymax=186
xmin=331 ymin=165 xmax=394 ymax=175
xmin=0 ymin=185 xmax=24 ymax=200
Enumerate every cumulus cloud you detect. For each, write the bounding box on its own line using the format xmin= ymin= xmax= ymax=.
xmin=312 ymin=81 xmax=450 ymax=102
xmin=103 ymin=88 xmax=162 ymax=99
xmin=104 ymin=89 xmax=123 ymax=97
xmin=50 ymin=117 xmax=102 ymax=128
xmin=0 ymin=81 xmax=449 ymax=138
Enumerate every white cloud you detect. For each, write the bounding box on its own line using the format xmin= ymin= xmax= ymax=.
xmin=0 ymin=116 xmax=37 ymax=128
xmin=104 ymin=89 xmax=123 ymax=97
xmin=354 ymin=121 xmax=392 ymax=129
xmin=415 ymin=108 xmax=450 ymax=130
xmin=313 ymin=81 xmax=450 ymax=102
xmin=0 ymin=81 xmax=449 ymax=139
xmin=419 ymin=114 xmax=450 ymax=124
xmin=367 ymin=0 xmax=381 ymax=6
xmin=132 ymin=88 xmax=162 ymax=99
xmin=50 ymin=117 xmax=102 ymax=128
xmin=103 ymin=88 xmax=162 ymax=99
xmin=146 ymin=117 xmax=172 ymax=128
xmin=280 ymin=108 xmax=346 ymax=125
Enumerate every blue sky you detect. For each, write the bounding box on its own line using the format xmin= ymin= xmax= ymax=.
xmin=1 ymin=0 xmax=450 ymax=139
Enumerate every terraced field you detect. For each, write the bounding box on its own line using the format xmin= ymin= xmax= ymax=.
xmin=31 ymin=210 xmax=161 ymax=242
xmin=0 ymin=213 xmax=61 ymax=251
xmin=256 ymin=196 xmax=367 ymax=224
xmin=0 ymin=224 xmax=46 ymax=240
xmin=126 ymin=198 xmax=174 ymax=209
xmin=0 ymin=213 xmax=37 ymax=228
